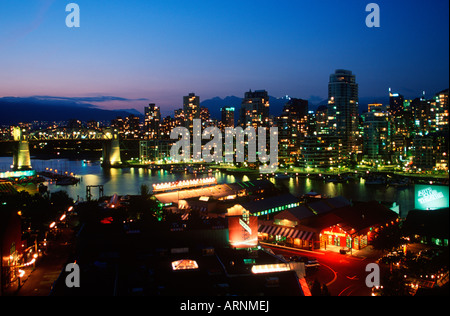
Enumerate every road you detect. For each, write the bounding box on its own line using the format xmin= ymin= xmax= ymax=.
xmin=266 ymin=245 xmax=377 ymax=296
xmin=15 ymin=228 xmax=74 ymax=296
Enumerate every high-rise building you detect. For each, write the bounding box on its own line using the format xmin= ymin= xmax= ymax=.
xmin=221 ymin=107 xmax=235 ymax=128
xmin=183 ymin=93 xmax=200 ymax=130
xmin=239 ymin=90 xmax=270 ymax=128
xmin=144 ymin=103 xmax=161 ymax=140
xmin=277 ymin=98 xmax=308 ymax=160
xmin=362 ymin=106 xmax=391 ymax=162
xmin=412 ymin=136 xmax=434 ymax=170
xmin=432 ymin=89 xmax=449 ymax=134
xmin=159 ymin=115 xmax=177 ymax=140
xmin=299 ymin=105 xmax=338 ymax=169
xmin=199 ymin=106 xmax=210 ymax=124
xmin=411 ymin=97 xmax=432 ymax=135
xmin=327 ymin=69 xmax=359 ymax=162
xmin=388 ymin=89 xmax=404 ymax=117
xmin=124 ymin=115 xmax=141 ymax=139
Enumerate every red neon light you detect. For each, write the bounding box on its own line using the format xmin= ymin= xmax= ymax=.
xmin=299 ymin=278 xmax=312 ymax=296
xmin=228 ymin=216 xmax=258 ymax=248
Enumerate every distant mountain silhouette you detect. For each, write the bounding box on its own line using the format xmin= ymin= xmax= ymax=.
xmin=1 ymin=94 xmax=392 ymax=126
xmin=0 ymin=97 xmax=141 ymax=125
xmin=200 ymin=96 xmax=242 ymax=122
xmin=201 ymin=94 xmax=391 ymax=122
xmin=201 ymin=95 xmax=294 ymax=123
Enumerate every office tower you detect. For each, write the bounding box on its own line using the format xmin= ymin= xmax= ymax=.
xmin=277 ymin=98 xmax=308 ymax=159
xmin=388 ymin=89 xmax=404 ymax=117
xmin=300 ymin=105 xmax=337 ymax=169
xmin=124 ymin=115 xmax=140 ymax=139
xmin=432 ymin=89 xmax=449 ymax=134
xmin=327 ymin=69 xmax=359 ymax=162
xmin=368 ymin=103 xmax=383 ymax=112
xmin=412 ymin=136 xmax=434 ymax=170
xmin=221 ymin=107 xmax=235 ymax=128
xmin=183 ymin=93 xmax=200 ymax=130
xmin=199 ymin=106 xmax=210 ymax=123
xmin=111 ymin=117 xmax=125 ymax=137
xmin=239 ymin=90 xmax=270 ymax=128
xmin=144 ymin=103 xmax=161 ymax=140
xmin=411 ymin=97 xmax=432 ymax=135
xmin=389 ymin=89 xmax=412 ymax=138
xmin=362 ymin=106 xmax=391 ymax=162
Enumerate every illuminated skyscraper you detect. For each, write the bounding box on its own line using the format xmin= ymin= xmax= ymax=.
xmin=277 ymin=98 xmax=308 ymax=160
xmin=183 ymin=93 xmax=200 ymax=130
xmin=388 ymin=89 xmax=404 ymax=117
xmin=221 ymin=107 xmax=235 ymax=128
xmin=362 ymin=106 xmax=391 ymax=162
xmin=433 ymin=89 xmax=449 ymax=134
xmin=144 ymin=103 xmax=161 ymax=139
xmin=327 ymin=69 xmax=359 ymax=162
xmin=239 ymin=90 xmax=270 ymax=128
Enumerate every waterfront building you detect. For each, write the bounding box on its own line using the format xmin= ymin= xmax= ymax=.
xmin=431 ymin=89 xmax=449 ymax=134
xmin=433 ymin=132 xmax=449 ymax=171
xmin=260 ymin=199 xmax=398 ymax=251
xmin=139 ymin=139 xmax=173 ymax=162
xmin=362 ymin=106 xmax=391 ymax=163
xmin=327 ymin=69 xmax=359 ymax=163
xmin=299 ymin=105 xmax=338 ymax=169
xmin=412 ymin=135 xmax=434 ymax=170
xmin=277 ymin=98 xmax=308 ymax=161
xmin=412 ymin=96 xmax=432 ymax=136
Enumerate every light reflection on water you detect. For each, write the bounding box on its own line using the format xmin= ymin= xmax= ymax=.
xmin=0 ymin=157 xmax=415 ymax=216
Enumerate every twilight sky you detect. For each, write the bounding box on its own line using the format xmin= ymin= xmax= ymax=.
xmin=0 ymin=0 xmax=448 ymax=116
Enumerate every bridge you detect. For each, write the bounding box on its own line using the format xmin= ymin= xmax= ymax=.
xmin=28 ymin=128 xmax=106 ymax=141
xmin=5 ymin=127 xmax=122 ymax=171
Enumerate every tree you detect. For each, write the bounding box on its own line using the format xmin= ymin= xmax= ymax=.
xmin=371 ymin=223 xmax=407 ymax=254
xmin=140 ymin=184 xmax=151 ymax=198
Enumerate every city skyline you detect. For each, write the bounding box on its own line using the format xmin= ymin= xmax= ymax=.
xmin=1 ymin=0 xmax=449 ymax=300
xmin=0 ymin=0 xmax=448 ymax=115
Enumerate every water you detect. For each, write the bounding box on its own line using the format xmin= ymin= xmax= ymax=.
xmin=0 ymin=157 xmax=416 ymax=217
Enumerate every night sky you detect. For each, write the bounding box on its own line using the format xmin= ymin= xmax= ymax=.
xmin=0 ymin=0 xmax=448 ymax=116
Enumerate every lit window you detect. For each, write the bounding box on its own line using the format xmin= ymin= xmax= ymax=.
xmin=171 ymin=259 xmax=199 ymax=271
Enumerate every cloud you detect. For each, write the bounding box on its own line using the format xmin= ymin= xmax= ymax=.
xmin=31 ymin=95 xmax=149 ymax=104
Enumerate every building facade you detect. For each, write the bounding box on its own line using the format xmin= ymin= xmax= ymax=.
xmin=239 ymin=90 xmax=270 ymax=128
xmin=327 ymin=69 xmax=359 ymax=163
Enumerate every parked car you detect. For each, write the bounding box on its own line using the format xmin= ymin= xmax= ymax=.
xmin=289 ymin=256 xmax=320 ymax=268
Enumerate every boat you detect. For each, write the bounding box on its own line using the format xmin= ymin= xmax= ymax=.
xmin=324 ymin=175 xmax=347 ymax=183
xmin=387 ymin=177 xmax=411 ymax=188
xmin=364 ymin=178 xmax=386 ymax=185
xmin=55 ymin=177 xmax=80 ymax=186
xmin=302 ymin=190 xmax=322 ymax=199
xmin=275 ymin=173 xmax=291 ymax=179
